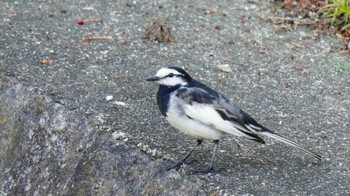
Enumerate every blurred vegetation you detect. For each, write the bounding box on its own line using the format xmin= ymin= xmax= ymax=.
xmin=322 ymin=0 xmax=350 ymax=35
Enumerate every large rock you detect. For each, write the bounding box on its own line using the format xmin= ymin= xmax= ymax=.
xmin=0 ymin=74 xmax=206 ymax=195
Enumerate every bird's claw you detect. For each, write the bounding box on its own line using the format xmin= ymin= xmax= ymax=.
xmin=166 ymin=159 xmax=200 ymax=171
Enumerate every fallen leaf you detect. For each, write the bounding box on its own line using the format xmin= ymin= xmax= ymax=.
xmin=41 ymin=59 xmax=53 ymax=65
xmin=83 ymin=36 xmax=113 ymax=42
xmin=118 ymin=40 xmax=128 ymax=45
xmin=217 ymin=64 xmax=232 ymax=72
xmin=214 ymin=25 xmax=222 ymax=30
xmin=115 ymin=72 xmax=129 ymax=79
xmin=143 ymin=16 xmax=174 ymax=42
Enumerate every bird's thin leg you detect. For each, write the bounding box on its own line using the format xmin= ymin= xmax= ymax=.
xmin=191 ymin=139 xmax=219 ymax=174
xmin=168 ymin=139 xmax=202 ymax=170
xmin=208 ymin=139 xmax=219 ymax=171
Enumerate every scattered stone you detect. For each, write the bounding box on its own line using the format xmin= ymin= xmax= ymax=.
xmin=106 ymin=95 xmax=113 ymax=101
xmin=112 ymin=131 xmax=126 ymax=140
xmin=113 ymin=101 xmax=126 ymax=106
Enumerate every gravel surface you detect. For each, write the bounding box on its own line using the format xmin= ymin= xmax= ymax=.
xmin=1 ymin=0 xmax=349 ymax=195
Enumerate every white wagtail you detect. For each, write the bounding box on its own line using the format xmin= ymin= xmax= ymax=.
xmin=146 ymin=67 xmax=321 ymax=172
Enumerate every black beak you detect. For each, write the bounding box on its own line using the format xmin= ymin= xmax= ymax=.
xmin=146 ymin=76 xmax=160 ymax=81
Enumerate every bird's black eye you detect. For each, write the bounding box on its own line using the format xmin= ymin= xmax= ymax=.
xmin=168 ymin=73 xmax=174 ymax=77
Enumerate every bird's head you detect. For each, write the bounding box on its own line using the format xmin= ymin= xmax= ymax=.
xmin=146 ymin=67 xmax=192 ymax=86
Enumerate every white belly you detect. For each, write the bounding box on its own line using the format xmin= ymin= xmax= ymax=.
xmin=166 ymin=115 xmax=225 ymax=140
xmin=166 ymin=95 xmax=226 ymax=140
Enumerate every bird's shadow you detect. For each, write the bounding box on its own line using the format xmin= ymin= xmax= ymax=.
xmin=156 ymin=148 xmax=323 ymax=176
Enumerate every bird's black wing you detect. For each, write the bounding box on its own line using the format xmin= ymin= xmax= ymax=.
xmin=175 ymin=86 xmax=217 ymax=105
xmin=175 ymin=86 xmax=265 ymax=143
xmin=176 ymin=82 xmax=322 ymax=160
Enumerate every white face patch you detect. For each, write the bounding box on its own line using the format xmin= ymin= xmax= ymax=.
xmin=155 ymin=68 xmax=187 ymax=86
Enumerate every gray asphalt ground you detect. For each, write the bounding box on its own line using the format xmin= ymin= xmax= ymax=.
xmin=1 ymin=0 xmax=350 ymax=195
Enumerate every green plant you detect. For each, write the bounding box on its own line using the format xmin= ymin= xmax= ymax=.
xmin=322 ymin=0 xmax=350 ymax=33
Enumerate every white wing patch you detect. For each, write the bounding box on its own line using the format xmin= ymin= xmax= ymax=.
xmin=166 ymin=95 xmax=225 ymax=139
xmin=183 ymin=102 xmax=256 ymax=138
xmin=247 ymin=123 xmax=262 ymax=131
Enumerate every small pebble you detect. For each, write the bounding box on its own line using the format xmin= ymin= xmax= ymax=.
xmin=112 ymin=131 xmax=126 ymax=140
xmin=106 ymin=95 xmax=113 ymax=101
xmin=114 ymin=101 xmax=126 ymax=106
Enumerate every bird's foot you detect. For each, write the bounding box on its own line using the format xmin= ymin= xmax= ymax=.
xmin=166 ymin=159 xmax=200 ymax=171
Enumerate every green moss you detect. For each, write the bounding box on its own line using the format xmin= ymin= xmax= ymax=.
xmin=0 ymin=151 xmax=6 ymax=158
xmin=0 ymin=115 xmax=7 ymax=125
xmin=0 ymin=104 xmax=7 ymax=125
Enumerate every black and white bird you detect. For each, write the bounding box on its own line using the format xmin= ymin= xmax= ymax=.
xmin=146 ymin=66 xmax=321 ymax=172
